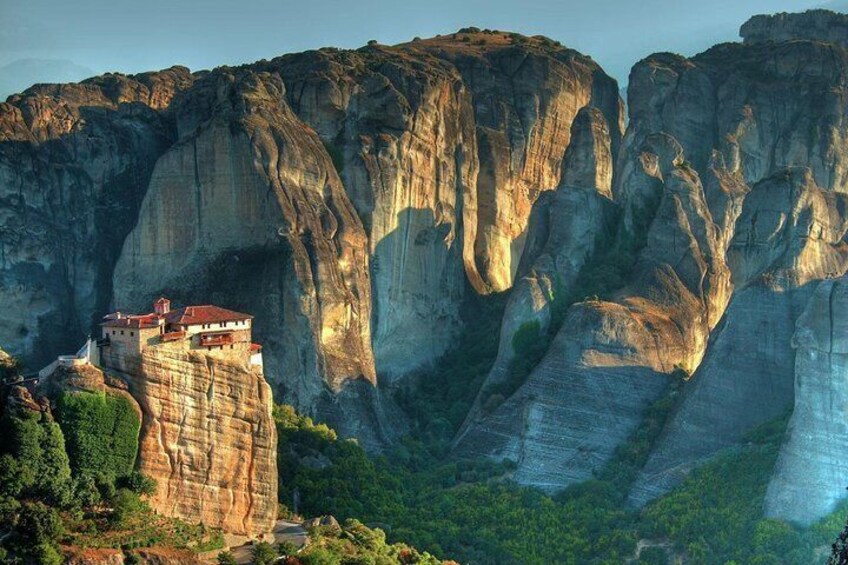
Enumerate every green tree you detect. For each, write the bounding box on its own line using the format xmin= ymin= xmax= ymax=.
xmin=217 ymin=551 xmax=238 ymax=565
xmin=55 ymin=391 xmax=140 ymax=483
xmin=251 ymin=542 xmax=278 ymax=565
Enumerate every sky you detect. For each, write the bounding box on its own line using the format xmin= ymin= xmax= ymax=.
xmin=0 ymin=0 xmax=834 ymax=93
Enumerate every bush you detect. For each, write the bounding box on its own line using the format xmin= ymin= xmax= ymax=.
xmin=15 ymin=501 xmax=63 ymax=548
xmin=0 ymin=411 xmax=73 ymax=506
xmin=217 ymin=551 xmax=238 ymax=565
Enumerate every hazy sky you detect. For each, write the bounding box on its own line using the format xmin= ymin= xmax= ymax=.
xmin=0 ymin=0 xmax=831 ymax=85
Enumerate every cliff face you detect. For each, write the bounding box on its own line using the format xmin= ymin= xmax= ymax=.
xmin=0 ymin=31 xmax=623 ymax=444
xmin=109 ymin=68 xmax=384 ymax=441
xmin=0 ymin=68 xmax=193 ymax=367
xmin=124 ymin=345 xmax=277 ymax=536
xmin=269 ymin=32 xmax=622 ymax=377
xmin=629 ymin=169 xmax=848 ymax=505
xmin=39 ymin=349 xmax=278 ymax=537
xmin=764 ymin=274 xmax=848 ymax=525
xmin=456 ymin=11 xmax=848 ymax=505
xmin=454 ymin=131 xmax=731 ymax=489
xmin=619 ymin=20 xmax=848 ymax=504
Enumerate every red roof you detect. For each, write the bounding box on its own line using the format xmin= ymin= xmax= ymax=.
xmin=101 ymin=314 xmax=161 ymax=329
xmin=164 ymin=305 xmax=252 ymax=326
xmin=250 ymin=343 xmax=262 ymax=352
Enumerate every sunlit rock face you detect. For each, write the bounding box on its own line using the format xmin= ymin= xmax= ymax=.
xmin=0 ymin=32 xmax=622 ymax=447
xmin=454 ymin=131 xmax=731 ymax=491
xmin=460 ymin=106 xmax=618 ymax=426
xmin=129 ymin=346 xmax=278 ymax=536
xmin=764 ymin=275 xmax=848 ymax=525
xmin=0 ymin=67 xmax=193 ymax=367
xmin=612 ymin=10 xmax=848 ymax=506
xmin=271 ymin=33 xmax=622 ymax=378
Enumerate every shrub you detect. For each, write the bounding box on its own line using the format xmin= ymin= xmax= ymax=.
xmin=217 ymin=551 xmax=238 ymax=565
xmin=110 ymin=489 xmax=146 ymax=527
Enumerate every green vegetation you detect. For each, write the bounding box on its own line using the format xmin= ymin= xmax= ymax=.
xmin=394 ymin=291 xmax=508 ymax=449
xmin=276 ymin=398 xmax=839 ymax=565
xmin=55 ymin=390 xmax=141 ymax=483
xmin=230 ymin=519 xmax=452 ymax=565
xmin=0 ymin=363 xmax=223 ymax=562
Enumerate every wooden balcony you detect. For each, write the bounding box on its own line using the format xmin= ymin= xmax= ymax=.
xmin=160 ymin=330 xmax=186 ymax=343
xmin=199 ymin=332 xmax=234 ymax=347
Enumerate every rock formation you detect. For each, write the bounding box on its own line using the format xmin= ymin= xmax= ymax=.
xmin=454 ymin=131 xmax=731 ymax=490
xmin=764 ymin=274 xmax=848 ymax=525
xmin=462 ymin=106 xmax=618 ymax=421
xmin=0 ymin=68 xmax=194 ymax=367
xmin=629 ymin=169 xmax=848 ymax=505
xmin=741 ymin=10 xmax=848 ymax=46
xmin=120 ymin=344 xmax=277 ymax=536
xmin=270 ymin=31 xmax=622 ymax=377
xmin=39 ymin=348 xmax=278 ymax=537
xmin=110 ymin=68 xmax=384 ymax=442
xmin=617 ymin=6 xmax=848 ymax=503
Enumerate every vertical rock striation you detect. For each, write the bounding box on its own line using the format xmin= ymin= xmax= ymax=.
xmin=110 ymin=69 xmax=386 ymax=443
xmin=629 ymin=169 xmax=848 ymax=505
xmin=270 ymin=32 xmax=622 ymax=377
xmin=764 ymin=275 xmax=848 ymax=525
xmin=127 ymin=345 xmax=277 ymax=536
xmin=454 ymin=132 xmax=731 ymax=490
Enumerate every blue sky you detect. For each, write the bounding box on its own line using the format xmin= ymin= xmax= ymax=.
xmin=0 ymin=0 xmax=829 ymax=86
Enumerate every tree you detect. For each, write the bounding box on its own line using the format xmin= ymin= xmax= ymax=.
xmin=121 ymin=471 xmax=157 ymax=496
xmin=110 ymin=489 xmax=146 ymax=527
xmin=217 ymin=551 xmax=238 ymax=565
xmin=251 ymin=542 xmax=279 ymax=565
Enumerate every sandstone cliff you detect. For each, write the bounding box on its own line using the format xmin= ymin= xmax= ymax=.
xmin=122 ymin=345 xmax=277 ymax=536
xmin=454 ymin=131 xmax=731 ymax=490
xmin=268 ymin=31 xmax=622 ymax=377
xmin=109 ymin=67 xmax=387 ymax=443
xmin=629 ymin=169 xmax=848 ymax=505
xmin=618 ymin=10 xmax=848 ymax=504
xmin=38 ymin=348 xmax=278 ymax=537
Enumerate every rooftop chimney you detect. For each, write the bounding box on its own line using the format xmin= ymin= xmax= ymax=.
xmin=154 ymin=297 xmax=171 ymax=315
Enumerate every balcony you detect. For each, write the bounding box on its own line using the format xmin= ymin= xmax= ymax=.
xmin=198 ymin=332 xmax=234 ymax=347
xmin=160 ymin=330 xmax=186 ymax=343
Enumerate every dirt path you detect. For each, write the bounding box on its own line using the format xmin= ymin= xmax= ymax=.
xmin=229 ymin=520 xmax=307 ymax=564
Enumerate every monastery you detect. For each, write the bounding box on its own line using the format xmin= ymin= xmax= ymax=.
xmin=39 ymin=298 xmax=263 ymax=378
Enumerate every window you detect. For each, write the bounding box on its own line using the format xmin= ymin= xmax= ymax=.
xmin=130 ymin=331 xmax=134 ymax=337
xmin=121 ymin=330 xmax=124 ymax=335
xmin=112 ymin=330 xmax=116 ymax=335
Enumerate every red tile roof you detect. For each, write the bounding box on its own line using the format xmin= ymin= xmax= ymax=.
xmin=250 ymin=343 xmax=262 ymax=352
xmin=101 ymin=314 xmax=161 ymax=329
xmin=164 ymin=305 xmax=252 ymax=326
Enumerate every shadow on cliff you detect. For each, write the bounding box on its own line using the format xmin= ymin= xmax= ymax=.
xmin=0 ymin=102 xmax=175 ymax=368
xmin=370 ymin=206 xmax=467 ymax=384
